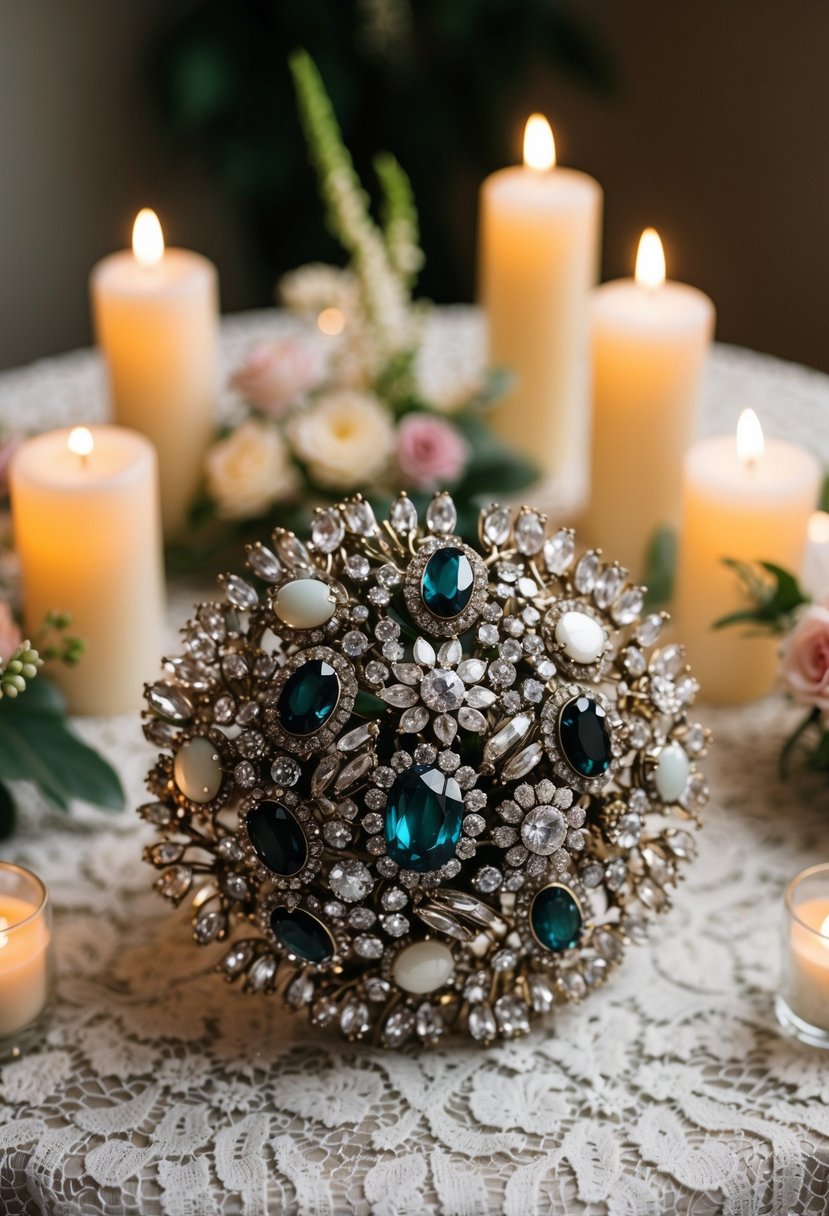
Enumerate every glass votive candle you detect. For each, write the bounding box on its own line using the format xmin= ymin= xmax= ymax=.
xmin=777 ymin=862 xmax=829 ymax=1048
xmin=0 ymin=862 xmax=54 ymax=1059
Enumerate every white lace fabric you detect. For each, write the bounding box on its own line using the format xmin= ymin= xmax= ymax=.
xmin=1 ymin=311 xmax=829 ymax=1215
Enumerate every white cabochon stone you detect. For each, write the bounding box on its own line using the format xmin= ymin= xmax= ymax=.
xmin=392 ymin=940 xmax=455 ymax=994
xmin=274 ymin=579 xmax=336 ymax=629
xmin=655 ymin=742 xmax=690 ymax=803
xmin=174 ymin=736 xmax=222 ymax=803
xmin=555 ymin=610 xmax=605 ymax=664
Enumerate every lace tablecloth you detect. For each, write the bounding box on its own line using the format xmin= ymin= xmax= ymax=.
xmin=2 ymin=311 xmax=829 ymax=1216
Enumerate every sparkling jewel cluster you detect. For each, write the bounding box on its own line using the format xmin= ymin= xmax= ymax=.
xmin=140 ymin=492 xmax=708 ymax=1046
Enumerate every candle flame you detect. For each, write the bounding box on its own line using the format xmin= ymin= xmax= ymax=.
xmin=736 ymin=408 xmax=765 ymax=469
xmin=0 ymin=917 xmax=7 ymax=949
xmin=808 ymin=511 xmax=829 ymax=545
xmin=68 ymin=426 xmax=94 ymax=459
xmin=523 ymin=114 xmax=555 ymax=171
xmin=635 ymin=228 xmax=666 ymax=290
xmin=317 ymin=307 xmax=345 ymax=336
xmin=132 ymin=208 xmax=164 ymax=268
xmin=820 ymin=914 xmax=829 ymax=938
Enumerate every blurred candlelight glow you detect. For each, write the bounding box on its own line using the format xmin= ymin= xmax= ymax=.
xmin=132 ymin=209 xmax=164 ymax=268
xmin=808 ymin=511 xmax=829 ymax=544
xmin=68 ymin=427 xmax=94 ymax=460
xmin=635 ymin=228 xmax=666 ymax=290
xmin=523 ymin=114 xmax=555 ymax=172
xmin=317 ymin=307 xmax=345 ymax=336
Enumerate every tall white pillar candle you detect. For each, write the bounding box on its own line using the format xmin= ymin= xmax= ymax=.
xmin=674 ymin=409 xmax=820 ymax=704
xmin=90 ymin=209 xmax=219 ymax=539
xmin=10 ymin=425 xmax=165 ymax=715
xmin=582 ymin=229 xmax=715 ymax=576
xmin=479 ymin=115 xmax=602 ymax=506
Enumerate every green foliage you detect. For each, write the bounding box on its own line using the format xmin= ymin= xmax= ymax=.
xmin=714 ymin=559 xmax=809 ymax=634
xmin=642 ymin=526 xmax=677 ymax=609
xmin=0 ymin=675 xmax=124 ymax=824
xmin=152 ymin=1 xmax=615 ymax=303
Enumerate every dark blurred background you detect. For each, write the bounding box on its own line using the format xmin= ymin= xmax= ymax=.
xmin=1 ymin=0 xmax=828 ymax=373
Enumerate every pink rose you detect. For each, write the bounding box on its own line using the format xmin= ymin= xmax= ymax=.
xmin=781 ymin=603 xmax=829 ymax=709
xmin=396 ymin=413 xmax=469 ymax=492
xmin=230 ymin=339 xmax=322 ymax=417
xmin=0 ymin=601 xmax=21 ymax=664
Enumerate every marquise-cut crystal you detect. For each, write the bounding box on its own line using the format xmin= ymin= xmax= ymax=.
xmin=385 ymin=764 xmax=464 ymax=872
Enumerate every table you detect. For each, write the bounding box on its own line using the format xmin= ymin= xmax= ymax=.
xmin=2 ymin=310 xmax=829 ymax=1215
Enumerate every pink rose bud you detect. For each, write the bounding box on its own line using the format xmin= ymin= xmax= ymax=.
xmin=396 ymin=413 xmax=469 ymax=493
xmin=781 ymin=603 xmax=829 ymax=711
xmin=230 ymin=338 xmax=323 ymax=417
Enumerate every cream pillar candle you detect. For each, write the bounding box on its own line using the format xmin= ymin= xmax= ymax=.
xmin=582 ymin=229 xmax=715 ymax=575
xmin=674 ymin=409 xmax=820 ymax=704
xmin=10 ymin=425 xmax=165 ymax=715
xmin=784 ymin=896 xmax=829 ymax=1033
xmin=801 ymin=510 xmax=829 ymax=600
xmin=479 ymin=115 xmax=602 ymax=505
xmin=90 ymin=209 xmax=219 ymax=539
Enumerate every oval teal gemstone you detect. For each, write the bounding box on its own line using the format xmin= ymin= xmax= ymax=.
xmin=385 ymin=763 xmax=464 ymax=872
xmin=277 ymin=659 xmax=340 ymax=735
xmin=246 ymin=801 xmax=307 ymax=876
xmin=271 ymin=906 xmax=334 ymax=963
xmin=421 ymin=547 xmax=474 ymax=619
xmin=531 ymin=884 xmax=583 ymax=951
xmin=558 ymin=695 xmax=612 ymax=778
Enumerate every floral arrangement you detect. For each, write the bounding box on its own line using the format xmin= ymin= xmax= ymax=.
xmin=0 ymin=606 xmax=123 ymax=838
xmin=717 ymin=559 xmax=829 ymax=772
xmin=195 ymin=51 xmax=535 ymax=554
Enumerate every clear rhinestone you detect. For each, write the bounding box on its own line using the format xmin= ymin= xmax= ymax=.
xmin=234 ymin=761 xmax=257 ymax=788
xmin=482 ymin=504 xmax=511 ymax=547
xmin=613 ymin=587 xmax=644 ymax=625
xmin=400 ymin=706 xmax=430 ymax=734
xmin=484 ymin=714 xmax=532 ymax=762
xmin=194 ymin=909 xmax=226 ymax=944
xmin=421 ymin=669 xmax=465 ymax=712
xmin=381 ymin=684 xmax=419 ymax=708
xmin=348 ymin=906 xmax=376 ymax=929
xmin=606 ymin=858 xmax=627 ymax=891
xmin=521 ymin=805 xmax=567 ymax=855
xmin=383 ymin=913 xmax=409 ymax=937
xmin=248 ymin=955 xmax=277 ymax=991
xmin=311 ymin=508 xmax=345 ymax=552
xmin=346 ymin=554 xmax=370 ymax=581
xmin=622 ymin=646 xmax=647 ymax=677
xmin=221 ymin=575 xmax=259 ymax=611
xmin=594 ymin=565 xmax=625 ymax=608
xmin=366 ymin=977 xmax=391 ymax=1002
xmin=342 ymin=631 xmax=368 ymax=657
xmin=273 ymin=531 xmax=311 ymax=569
xmin=354 ymin=935 xmax=384 ymax=960
xmin=468 ymin=1002 xmax=497 ymax=1042
xmin=329 ymin=860 xmax=373 ymax=902
xmin=222 ymin=942 xmax=254 ymax=975
xmin=157 ymin=866 xmax=192 ymax=901
xmin=503 ymin=743 xmax=542 ymax=780
xmin=344 ymin=499 xmax=378 ymax=535
xmin=560 ymin=971 xmax=587 ymax=1001
xmin=494 ymin=995 xmax=530 ymax=1037
xmin=246 ymin=542 xmax=282 ymax=582
xmin=323 ymin=821 xmax=351 ymax=849
xmin=458 ymin=707 xmax=487 ymax=733
xmin=271 ymin=756 xmax=301 ymax=786
xmin=478 ymin=623 xmax=499 ymax=647
xmin=383 ymin=1008 xmax=415 ymax=1046
xmin=515 ymin=510 xmax=545 ymax=555
xmin=528 ymin=974 xmax=554 ymax=1013
xmin=413 ymin=637 xmax=437 ymax=666
xmin=147 ymin=683 xmax=194 ymax=722
xmin=364 ymin=660 xmax=389 ymax=685
xmin=574 ymin=550 xmax=600 ymax=594
xmin=340 ymin=1000 xmax=370 ymax=1037
xmin=636 ymin=613 xmax=664 ymax=647
xmin=390 ymin=494 xmax=418 ymax=534
xmin=433 ymin=714 xmax=458 ymax=745
xmin=286 ymin=973 xmax=315 ymax=1008
xmin=466 ymin=686 xmax=497 ymax=709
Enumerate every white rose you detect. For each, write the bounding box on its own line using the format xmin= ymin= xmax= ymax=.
xmin=288 ymin=390 xmax=394 ymax=491
xmin=206 ymin=420 xmax=298 ymax=520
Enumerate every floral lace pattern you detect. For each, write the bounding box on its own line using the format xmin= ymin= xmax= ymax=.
xmin=2 ymin=314 xmax=829 ymax=1213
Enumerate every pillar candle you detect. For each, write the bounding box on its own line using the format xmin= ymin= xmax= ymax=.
xmin=784 ymin=896 xmax=829 ymax=1033
xmin=582 ymin=229 xmax=715 ymax=576
xmin=10 ymin=425 xmax=165 ymax=715
xmin=801 ymin=510 xmax=829 ymax=600
xmin=90 ymin=209 xmax=219 ymax=539
xmin=674 ymin=409 xmax=820 ymax=704
xmin=479 ymin=115 xmax=602 ymax=505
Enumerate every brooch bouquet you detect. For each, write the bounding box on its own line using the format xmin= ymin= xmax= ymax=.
xmin=194 ymin=52 xmax=536 ymax=556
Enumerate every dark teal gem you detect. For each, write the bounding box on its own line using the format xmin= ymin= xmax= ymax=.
xmin=270 ymin=906 xmax=334 ymax=963
xmin=385 ymin=763 xmax=464 ymax=872
xmin=246 ymin=801 xmax=307 ymax=876
xmin=421 ymin=547 xmax=474 ymax=618
xmin=277 ymin=659 xmax=340 ymax=735
xmin=558 ymin=695 xmax=612 ymax=778
xmin=531 ymin=884 xmax=583 ymax=951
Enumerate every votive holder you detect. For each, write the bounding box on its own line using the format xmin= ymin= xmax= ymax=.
xmin=776 ymin=862 xmax=829 ymax=1049
xmin=0 ymin=862 xmax=54 ymax=1060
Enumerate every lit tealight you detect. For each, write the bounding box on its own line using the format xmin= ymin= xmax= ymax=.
xmin=132 ymin=208 xmax=164 ymax=269
xmin=808 ymin=511 xmax=829 ymax=545
xmin=317 ymin=307 xmax=345 ymax=336
xmin=0 ymin=916 xmax=8 ymax=950
xmin=736 ymin=408 xmax=765 ymax=470
xmin=68 ymin=426 xmax=94 ymax=461
xmin=635 ymin=228 xmax=666 ymax=291
xmin=821 ymin=914 xmax=829 ymax=939
xmin=523 ymin=114 xmax=555 ymax=172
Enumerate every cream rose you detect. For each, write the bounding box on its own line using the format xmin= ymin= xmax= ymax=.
xmin=206 ymin=420 xmax=298 ymax=520
xmin=288 ymin=390 xmax=394 ymax=491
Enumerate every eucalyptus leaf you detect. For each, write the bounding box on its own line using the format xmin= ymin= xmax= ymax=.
xmin=0 ymin=710 xmax=124 ymax=812
xmin=642 ymin=526 xmax=677 ymax=609
xmin=714 ymin=558 xmax=808 ymax=634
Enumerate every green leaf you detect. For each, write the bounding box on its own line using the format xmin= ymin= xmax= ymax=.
xmin=642 ymin=526 xmax=677 ymax=609
xmin=353 ymin=691 xmax=387 ymax=720
xmin=0 ymin=783 xmax=16 ymax=840
xmin=8 ymin=675 xmax=66 ymax=716
xmin=820 ymin=471 xmax=829 ymax=513
xmin=0 ymin=711 xmax=124 ymax=812
xmin=714 ymin=558 xmax=809 ymax=633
